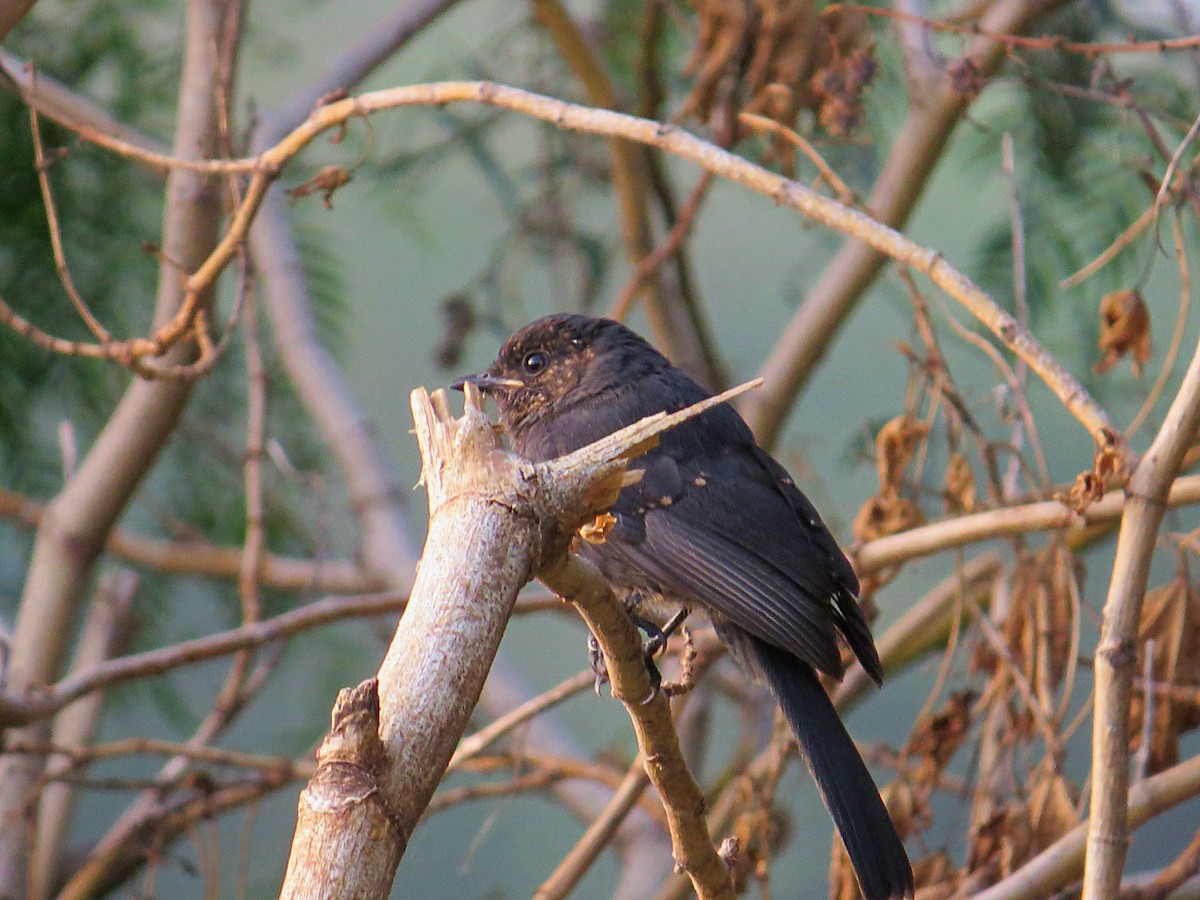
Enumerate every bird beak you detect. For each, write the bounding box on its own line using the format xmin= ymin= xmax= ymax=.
xmin=450 ymin=372 xmax=524 ymax=393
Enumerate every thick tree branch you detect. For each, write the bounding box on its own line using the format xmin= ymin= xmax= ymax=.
xmin=0 ymin=0 xmax=229 ymax=890
xmin=854 ymin=474 xmax=1200 ymax=573
xmin=280 ymin=382 xmax=751 ymax=897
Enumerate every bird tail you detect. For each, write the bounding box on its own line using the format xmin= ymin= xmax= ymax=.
xmin=752 ymin=637 xmax=914 ymax=900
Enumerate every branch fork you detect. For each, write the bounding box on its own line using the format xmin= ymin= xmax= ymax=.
xmin=280 ymin=379 xmax=758 ymax=898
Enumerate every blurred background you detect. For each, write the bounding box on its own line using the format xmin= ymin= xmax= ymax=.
xmin=2 ymin=0 xmax=1200 ymax=896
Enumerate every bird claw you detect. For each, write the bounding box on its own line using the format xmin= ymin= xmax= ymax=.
xmin=588 ymin=605 xmax=690 ymax=703
xmin=587 ymin=632 xmax=608 ymax=696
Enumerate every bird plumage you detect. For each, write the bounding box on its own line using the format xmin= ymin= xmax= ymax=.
xmin=455 ymin=313 xmax=913 ymax=899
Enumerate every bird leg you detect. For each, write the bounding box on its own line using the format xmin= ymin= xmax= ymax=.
xmin=588 ymin=600 xmax=691 ymax=703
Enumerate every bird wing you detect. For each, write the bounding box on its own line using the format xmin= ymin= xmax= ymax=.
xmin=512 ymin=372 xmax=879 ymax=681
xmin=601 ymin=416 xmax=865 ymax=680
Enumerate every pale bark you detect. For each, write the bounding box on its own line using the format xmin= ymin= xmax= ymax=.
xmin=1083 ymin=336 xmax=1200 ymax=896
xmin=279 ymin=383 xmax=749 ymax=897
xmin=279 ymin=384 xmax=739 ymax=897
xmin=31 ymin=571 xmax=137 ymax=900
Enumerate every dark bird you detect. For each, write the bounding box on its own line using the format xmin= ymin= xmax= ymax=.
xmin=453 ymin=314 xmax=913 ymax=900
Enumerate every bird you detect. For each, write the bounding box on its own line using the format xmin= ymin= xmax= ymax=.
xmin=453 ymin=313 xmax=914 ymax=900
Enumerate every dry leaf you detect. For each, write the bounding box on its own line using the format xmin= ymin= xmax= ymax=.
xmin=910 ymin=852 xmax=957 ymax=899
xmin=852 ymin=493 xmax=923 ymax=543
xmin=1054 ymin=469 xmax=1105 ymax=511
xmin=1095 ymin=288 xmax=1151 ymax=376
xmin=1130 ymin=577 xmax=1200 ymax=772
xmin=943 ymin=452 xmax=976 ymax=513
xmin=907 ymin=690 xmax=976 ymax=783
xmin=682 ymin=0 xmax=876 ymax=173
xmin=1026 ymin=763 xmax=1079 ymax=849
xmin=1055 ymin=439 xmax=1127 ymax=513
xmin=947 ymin=57 xmax=986 ymax=99
xmin=968 ymin=806 xmax=1033 ymax=879
xmin=996 ymin=547 xmax=1076 ymax=689
xmin=875 ymin=414 xmax=928 ymax=491
xmin=578 ymin=512 xmax=617 ymax=545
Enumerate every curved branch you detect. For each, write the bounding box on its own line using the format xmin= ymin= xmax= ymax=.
xmin=14 ymin=77 xmax=1115 ymax=452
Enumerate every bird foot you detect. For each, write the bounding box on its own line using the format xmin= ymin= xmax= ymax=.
xmin=587 ymin=606 xmax=690 ymax=704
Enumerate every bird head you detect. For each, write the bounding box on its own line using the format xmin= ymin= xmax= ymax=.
xmin=451 ymin=314 xmax=666 ymax=439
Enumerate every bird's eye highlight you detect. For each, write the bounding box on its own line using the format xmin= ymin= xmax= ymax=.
xmin=523 ymin=351 xmax=548 ymax=374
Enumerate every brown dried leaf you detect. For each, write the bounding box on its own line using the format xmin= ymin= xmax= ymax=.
xmin=875 ymin=414 xmax=928 ymax=491
xmin=812 ymin=44 xmax=878 ymax=136
xmin=947 ymin=57 xmax=986 ymax=99
xmin=728 ymin=801 xmax=786 ymax=893
xmin=579 ymin=512 xmax=618 ymax=545
xmin=1027 ymin=763 xmax=1079 ymax=849
xmin=885 ymin=777 xmax=929 ymax=838
xmin=829 ymin=836 xmax=859 ymax=900
xmin=1095 ymin=288 xmax=1151 ymax=376
xmin=682 ymin=0 xmax=876 ymax=171
xmin=943 ymin=452 xmax=977 ymax=513
xmin=911 ymin=852 xmax=957 ymax=898
xmin=1130 ymin=577 xmax=1200 ymax=773
xmin=1055 ymin=439 xmax=1127 ymax=513
xmin=679 ymin=0 xmax=749 ymax=121
xmin=852 ymin=493 xmax=924 ymax=543
xmin=968 ymin=806 xmax=1033 ymax=879
xmin=996 ymin=547 xmax=1076 ymax=689
xmin=907 ymin=690 xmax=976 ymax=783
xmin=1054 ymin=470 xmax=1105 ymax=512
xmin=286 ymin=165 xmax=353 ymax=209
xmin=433 ymin=294 xmax=477 ymax=369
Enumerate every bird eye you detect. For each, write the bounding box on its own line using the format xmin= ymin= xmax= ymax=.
xmin=523 ymin=351 xmax=548 ymax=374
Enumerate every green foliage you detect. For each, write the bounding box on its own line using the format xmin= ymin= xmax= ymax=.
xmin=0 ymin=0 xmax=173 ymax=489
xmin=965 ymin=6 xmax=1196 ymax=356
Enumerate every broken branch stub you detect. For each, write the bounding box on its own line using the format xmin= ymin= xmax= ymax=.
xmin=281 ymin=379 xmax=758 ymax=898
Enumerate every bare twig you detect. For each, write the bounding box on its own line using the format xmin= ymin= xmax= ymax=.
xmin=536 ymin=757 xmax=652 ymax=900
xmin=845 ymin=5 xmax=1200 ymax=54
xmin=609 ymin=172 xmax=714 ymax=322
xmin=539 ymin=552 xmax=733 ymax=900
xmin=0 ymin=591 xmax=417 ymax=727
xmin=741 ymin=0 xmax=1073 ymax=448
xmin=854 ymin=474 xmax=1200 ymax=573
xmin=447 ymin=670 xmax=595 ymax=770
xmin=737 ymin=112 xmax=856 ymax=203
xmin=0 ymin=487 xmax=377 ymax=591
xmin=5 ymin=72 xmax=1114 ymax=448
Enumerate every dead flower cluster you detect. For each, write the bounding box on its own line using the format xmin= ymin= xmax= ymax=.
xmin=680 ymin=0 xmax=877 ymax=172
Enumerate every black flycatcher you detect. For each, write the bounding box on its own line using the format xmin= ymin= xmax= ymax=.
xmin=454 ymin=314 xmax=913 ymax=900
